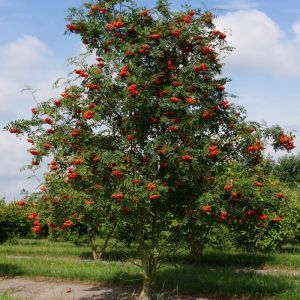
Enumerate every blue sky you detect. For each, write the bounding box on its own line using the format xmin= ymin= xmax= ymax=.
xmin=1 ymin=0 xmax=300 ymax=201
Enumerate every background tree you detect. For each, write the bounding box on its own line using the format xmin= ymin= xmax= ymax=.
xmin=0 ymin=200 xmax=31 ymax=243
xmin=273 ymin=154 xmax=300 ymax=187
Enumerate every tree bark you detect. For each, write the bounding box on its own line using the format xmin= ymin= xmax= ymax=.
xmin=89 ymin=223 xmax=116 ymax=261
xmin=189 ymin=234 xmax=205 ymax=261
xmin=92 ymin=248 xmax=102 ymax=260
xmin=137 ymin=209 xmax=159 ymax=300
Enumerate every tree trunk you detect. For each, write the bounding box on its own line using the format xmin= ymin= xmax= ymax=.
xmin=89 ymin=223 xmax=116 ymax=261
xmin=137 ymin=209 xmax=159 ymax=300
xmin=190 ymin=237 xmax=205 ymax=261
xmin=139 ymin=252 xmax=158 ymax=300
xmin=139 ymin=263 xmax=152 ymax=300
xmin=92 ymin=249 xmax=103 ymax=261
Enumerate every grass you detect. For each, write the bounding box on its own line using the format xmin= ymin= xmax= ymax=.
xmin=0 ymin=239 xmax=90 ymax=258
xmin=0 ymin=239 xmax=299 ymax=299
xmin=190 ymin=249 xmax=300 ymax=269
xmin=0 ymin=256 xmax=139 ymax=283
xmin=0 ymin=292 xmax=26 ymax=300
xmin=0 ymin=238 xmax=137 ymax=260
xmin=1 ymin=239 xmax=299 ymax=270
xmin=0 ymin=255 xmax=299 ymax=299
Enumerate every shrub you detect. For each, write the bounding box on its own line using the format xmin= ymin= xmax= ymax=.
xmin=0 ymin=202 xmax=31 ymax=243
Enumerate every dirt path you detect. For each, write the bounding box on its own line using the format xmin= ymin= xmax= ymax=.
xmin=0 ymin=277 xmax=116 ymax=300
xmin=0 ymin=277 xmax=206 ymax=300
xmin=236 ymin=267 xmax=300 ymax=276
xmin=1 ymin=267 xmax=299 ymax=300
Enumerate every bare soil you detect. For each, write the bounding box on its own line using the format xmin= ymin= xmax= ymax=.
xmin=0 ymin=277 xmax=207 ymax=300
xmin=1 ymin=268 xmax=299 ymax=300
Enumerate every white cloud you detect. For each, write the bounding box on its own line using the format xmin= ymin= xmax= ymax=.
xmin=0 ymin=35 xmax=55 ymax=90
xmin=217 ymin=0 xmax=258 ymax=10
xmin=233 ymin=93 xmax=300 ymax=127
xmin=0 ymin=35 xmax=70 ymax=119
xmin=71 ymin=43 xmax=97 ymax=66
xmin=292 ymin=21 xmax=300 ymax=43
xmin=229 ymin=90 xmax=299 ymax=158
xmin=0 ymin=35 xmax=60 ymax=121
xmin=215 ymin=10 xmax=300 ymax=76
xmin=0 ymin=133 xmax=43 ymax=201
xmin=0 ymin=35 xmax=52 ymax=73
xmin=0 ymin=38 xmax=101 ymax=202
xmin=0 ymin=35 xmax=66 ymax=201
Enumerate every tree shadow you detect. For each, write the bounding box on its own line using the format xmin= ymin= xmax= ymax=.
xmin=199 ymin=252 xmax=274 ymax=268
xmin=156 ymin=265 xmax=299 ymax=299
xmin=79 ymin=265 xmax=298 ymax=299
xmin=165 ymin=250 xmax=296 ymax=269
xmin=0 ymin=263 xmax=24 ymax=276
xmin=79 ymin=285 xmax=140 ymax=300
xmin=79 ymin=251 xmax=94 ymax=260
xmin=79 ymin=248 xmax=138 ymax=261
xmin=0 ymin=260 xmax=297 ymax=299
xmin=280 ymin=244 xmax=300 ymax=254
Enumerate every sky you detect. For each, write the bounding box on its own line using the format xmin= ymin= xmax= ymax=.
xmin=0 ymin=0 xmax=300 ymax=201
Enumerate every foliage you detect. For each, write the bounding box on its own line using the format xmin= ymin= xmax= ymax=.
xmin=273 ymin=154 xmax=300 ymax=187
xmin=0 ymin=202 xmax=31 ymax=244
xmin=49 ymin=221 xmax=90 ymax=245
xmin=4 ymin=0 xmax=296 ymax=298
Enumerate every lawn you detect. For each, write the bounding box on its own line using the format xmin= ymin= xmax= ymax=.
xmin=0 ymin=292 xmax=24 ymax=300
xmin=0 ymin=239 xmax=299 ymax=299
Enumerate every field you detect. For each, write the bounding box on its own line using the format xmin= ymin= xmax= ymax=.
xmin=0 ymin=239 xmax=299 ymax=299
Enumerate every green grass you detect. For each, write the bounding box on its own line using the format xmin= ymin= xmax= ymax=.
xmin=0 ymin=253 xmax=300 ymax=299
xmin=0 ymin=256 xmax=139 ymax=283
xmin=0 ymin=258 xmax=140 ymax=287
xmin=0 ymin=239 xmax=300 ymax=299
xmin=0 ymin=238 xmax=136 ymax=260
xmin=157 ymin=266 xmax=300 ymax=300
xmin=195 ymin=249 xmax=300 ymax=270
xmin=0 ymin=292 xmax=26 ymax=300
xmin=0 ymin=239 xmax=90 ymax=258
xmin=1 ymin=239 xmax=300 ymax=270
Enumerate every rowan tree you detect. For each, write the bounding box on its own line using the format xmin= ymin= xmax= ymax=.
xmin=6 ymin=0 xmax=296 ymax=298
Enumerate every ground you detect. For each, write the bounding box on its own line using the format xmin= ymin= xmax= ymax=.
xmin=0 ymin=277 xmax=135 ymax=300
xmin=0 ymin=277 xmax=208 ymax=300
xmin=1 ymin=268 xmax=299 ymax=300
xmin=0 ymin=239 xmax=299 ymax=299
